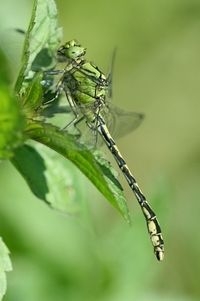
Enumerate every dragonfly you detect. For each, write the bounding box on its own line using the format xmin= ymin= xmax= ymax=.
xmin=46 ymin=39 xmax=164 ymax=261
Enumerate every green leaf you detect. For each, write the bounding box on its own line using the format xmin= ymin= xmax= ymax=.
xmin=0 ymin=83 xmax=25 ymax=159
xmin=0 ymin=49 xmax=10 ymax=86
xmin=34 ymin=145 xmax=88 ymax=214
xmin=25 ymin=121 xmax=131 ymax=223
xmin=11 ymin=145 xmax=49 ymax=201
xmin=11 ymin=144 xmax=85 ymax=214
xmin=10 ymin=0 xmax=130 ymax=222
xmin=0 ymin=38 xmax=25 ymax=161
xmin=21 ymin=72 xmax=43 ymax=116
xmin=0 ymin=238 xmax=12 ymax=300
xmin=15 ymin=0 xmax=62 ymax=97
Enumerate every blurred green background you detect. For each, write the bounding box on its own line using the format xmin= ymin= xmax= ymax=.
xmin=0 ymin=0 xmax=200 ymax=300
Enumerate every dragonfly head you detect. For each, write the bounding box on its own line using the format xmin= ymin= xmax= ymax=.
xmin=57 ymin=39 xmax=86 ymax=61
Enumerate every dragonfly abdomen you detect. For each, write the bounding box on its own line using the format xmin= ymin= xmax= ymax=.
xmin=97 ymin=115 xmax=164 ymax=261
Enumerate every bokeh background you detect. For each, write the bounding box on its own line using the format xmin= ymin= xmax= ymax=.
xmin=0 ymin=0 xmax=200 ymax=300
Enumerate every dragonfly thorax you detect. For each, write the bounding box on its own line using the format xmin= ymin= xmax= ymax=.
xmin=64 ymin=66 xmax=107 ymax=106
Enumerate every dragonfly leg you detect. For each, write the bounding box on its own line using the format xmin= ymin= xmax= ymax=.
xmin=43 ymin=81 xmax=64 ymax=106
xmin=85 ymin=104 xmax=101 ymax=146
xmin=62 ymin=115 xmax=81 ymax=130
xmin=61 ymin=86 xmax=83 ymax=135
xmin=44 ymin=69 xmax=65 ymax=76
xmin=43 ymin=64 xmax=74 ymax=105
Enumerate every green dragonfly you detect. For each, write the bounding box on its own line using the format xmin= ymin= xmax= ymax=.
xmin=46 ymin=39 xmax=164 ymax=261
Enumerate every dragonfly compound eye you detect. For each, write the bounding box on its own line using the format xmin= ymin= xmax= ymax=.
xmin=68 ymin=45 xmax=86 ymax=59
xmin=57 ymin=41 xmax=86 ymax=61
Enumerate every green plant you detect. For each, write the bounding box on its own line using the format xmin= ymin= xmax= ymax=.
xmin=0 ymin=0 xmax=131 ymax=297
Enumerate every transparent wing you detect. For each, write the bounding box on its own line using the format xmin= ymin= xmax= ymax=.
xmin=106 ymin=49 xmax=144 ymax=138
xmin=107 ymin=48 xmax=117 ymax=98
xmin=41 ymin=91 xmax=144 ymax=147
xmin=102 ymin=103 xmax=144 ymax=140
xmin=65 ymin=102 xmax=144 ymax=148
